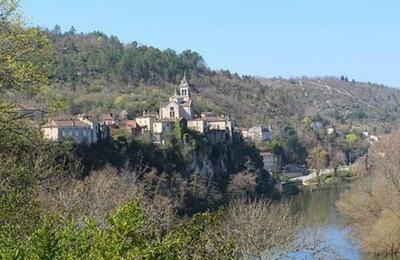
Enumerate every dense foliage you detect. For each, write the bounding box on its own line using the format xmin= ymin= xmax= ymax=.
xmin=1 ymin=199 xmax=235 ymax=259
xmin=46 ymin=26 xmax=208 ymax=85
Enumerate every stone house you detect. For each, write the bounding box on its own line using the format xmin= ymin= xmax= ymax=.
xmin=152 ymin=118 xmax=187 ymax=144
xmin=77 ymin=115 xmax=99 ymax=143
xmin=187 ymin=115 xmax=233 ymax=135
xmin=123 ymin=120 xmax=142 ymax=136
xmin=206 ymin=116 xmax=233 ymax=135
xmin=135 ymin=111 xmax=158 ymax=133
xmin=42 ymin=116 xmax=99 ymax=144
xmin=152 ymin=119 xmax=175 ymax=144
xmin=247 ymin=125 xmax=272 ymax=142
xmin=187 ymin=118 xmax=207 ymax=133
xmin=102 ymin=113 xmax=115 ymax=126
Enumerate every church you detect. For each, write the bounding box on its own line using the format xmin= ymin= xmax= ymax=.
xmin=159 ymin=73 xmax=193 ymax=120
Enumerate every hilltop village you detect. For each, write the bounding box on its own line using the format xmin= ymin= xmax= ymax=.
xmin=39 ymin=74 xmax=273 ymax=146
xmin=16 ymin=74 xmax=381 ymax=180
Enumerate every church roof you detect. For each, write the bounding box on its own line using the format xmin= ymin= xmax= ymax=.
xmin=182 ymin=100 xmax=192 ymax=107
xmin=160 ymin=100 xmax=179 ymax=108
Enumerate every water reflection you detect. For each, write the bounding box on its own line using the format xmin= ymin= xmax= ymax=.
xmin=285 ymin=184 xmax=373 ymax=260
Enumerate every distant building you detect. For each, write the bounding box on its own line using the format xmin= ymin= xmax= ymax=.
xmin=310 ymin=121 xmax=323 ymax=129
xmin=260 ymin=152 xmax=280 ymax=173
xmin=102 ymin=113 xmax=115 ymax=126
xmin=122 ymin=120 xmax=142 ymax=136
xmin=77 ymin=115 xmax=99 ymax=143
xmin=187 ymin=118 xmax=207 ymax=133
xmin=205 ymin=116 xmax=233 ymax=135
xmin=153 ymin=119 xmax=175 ymax=144
xmin=153 ymin=118 xmax=188 ymax=144
xmin=159 ymin=73 xmax=193 ymax=120
xmin=247 ymin=125 xmax=272 ymax=142
xmin=16 ymin=103 xmax=46 ymax=122
xmin=135 ymin=111 xmax=158 ymax=133
xmin=42 ymin=116 xmax=99 ymax=144
xmin=240 ymin=128 xmax=249 ymax=138
xmin=188 ymin=115 xmax=233 ymax=135
xmin=326 ymin=124 xmax=336 ymax=135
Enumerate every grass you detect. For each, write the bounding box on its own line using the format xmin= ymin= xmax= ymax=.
xmin=323 ymin=175 xmax=336 ymax=185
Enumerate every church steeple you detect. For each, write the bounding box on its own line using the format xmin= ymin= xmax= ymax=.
xmin=180 ymin=71 xmax=189 ymax=86
xmin=179 ymin=72 xmax=190 ymax=101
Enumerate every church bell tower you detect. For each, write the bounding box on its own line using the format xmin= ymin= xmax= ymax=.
xmin=179 ymin=72 xmax=190 ymax=101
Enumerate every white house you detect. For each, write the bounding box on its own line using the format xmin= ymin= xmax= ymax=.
xmin=247 ymin=125 xmax=272 ymax=142
xmin=187 ymin=115 xmax=233 ymax=135
xmin=135 ymin=111 xmax=158 ymax=133
xmin=152 ymin=119 xmax=175 ymax=144
xmin=187 ymin=118 xmax=207 ymax=133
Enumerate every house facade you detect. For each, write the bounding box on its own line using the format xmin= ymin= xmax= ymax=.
xmin=123 ymin=120 xmax=142 ymax=136
xmin=187 ymin=113 xmax=232 ymax=135
xmin=102 ymin=113 xmax=115 ymax=126
xmin=135 ymin=112 xmax=158 ymax=133
xmin=247 ymin=125 xmax=272 ymax=142
xmin=153 ymin=119 xmax=175 ymax=144
xmin=42 ymin=117 xmax=99 ymax=144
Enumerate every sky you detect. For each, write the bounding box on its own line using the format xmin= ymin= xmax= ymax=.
xmin=21 ymin=0 xmax=400 ymax=87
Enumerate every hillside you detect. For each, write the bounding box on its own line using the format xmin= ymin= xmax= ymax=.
xmin=12 ymin=28 xmax=400 ymax=135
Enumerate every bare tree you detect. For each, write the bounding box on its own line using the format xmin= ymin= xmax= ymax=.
xmin=337 ymin=131 xmax=400 ymax=256
xmin=329 ymin=151 xmax=346 ymax=176
xmin=221 ymin=199 xmax=336 ymax=259
xmin=227 ymin=171 xmax=257 ymax=199
xmin=222 ymin=199 xmax=297 ymax=259
xmin=307 ymin=144 xmax=328 ymax=186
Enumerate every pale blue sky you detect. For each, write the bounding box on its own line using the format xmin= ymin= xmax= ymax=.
xmin=21 ymin=0 xmax=400 ymax=87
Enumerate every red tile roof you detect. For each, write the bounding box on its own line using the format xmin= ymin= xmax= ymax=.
xmin=102 ymin=113 xmax=114 ymax=121
xmin=125 ymin=120 xmax=141 ymax=129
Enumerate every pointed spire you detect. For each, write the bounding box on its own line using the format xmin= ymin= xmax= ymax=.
xmin=180 ymin=71 xmax=189 ymax=87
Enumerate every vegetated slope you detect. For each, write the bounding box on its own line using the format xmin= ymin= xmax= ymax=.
xmin=31 ymin=29 xmax=400 ymax=134
xmin=195 ymin=75 xmax=400 ymax=133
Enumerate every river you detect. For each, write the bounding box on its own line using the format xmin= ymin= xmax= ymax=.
xmin=286 ymin=183 xmax=389 ymax=260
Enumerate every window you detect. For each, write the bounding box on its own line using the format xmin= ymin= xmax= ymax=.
xmin=76 ymin=130 xmax=79 ymax=136
xmin=83 ymin=129 xmax=87 ymax=136
xmin=170 ymin=107 xmax=175 ymax=118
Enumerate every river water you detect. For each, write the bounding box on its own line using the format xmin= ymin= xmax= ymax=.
xmin=286 ymin=183 xmax=382 ymax=260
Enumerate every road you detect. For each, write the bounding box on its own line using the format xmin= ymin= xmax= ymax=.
xmin=290 ymin=166 xmax=350 ymax=185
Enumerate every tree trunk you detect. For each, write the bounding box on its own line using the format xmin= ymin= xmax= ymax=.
xmin=316 ymin=170 xmax=321 ymax=187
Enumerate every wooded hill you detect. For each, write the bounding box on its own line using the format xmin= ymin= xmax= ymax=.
xmin=22 ymin=27 xmax=400 ymax=134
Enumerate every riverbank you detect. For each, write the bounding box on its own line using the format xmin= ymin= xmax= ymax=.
xmin=286 ymin=184 xmax=364 ymax=259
